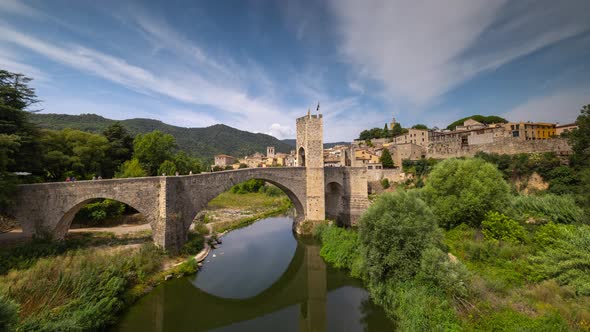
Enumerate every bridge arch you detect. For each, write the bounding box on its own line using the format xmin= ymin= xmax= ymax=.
xmin=175 ymin=168 xmax=308 ymax=242
xmin=325 ymin=181 xmax=345 ymax=224
xmin=55 ymin=196 xmax=154 ymax=238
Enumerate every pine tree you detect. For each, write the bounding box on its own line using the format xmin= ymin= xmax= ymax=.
xmin=380 ymin=148 xmax=394 ymax=168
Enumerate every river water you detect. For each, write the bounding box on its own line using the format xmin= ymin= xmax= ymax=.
xmin=113 ymin=216 xmax=395 ymax=331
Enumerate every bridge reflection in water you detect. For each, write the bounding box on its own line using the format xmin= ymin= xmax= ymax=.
xmin=113 ymin=217 xmax=393 ymax=331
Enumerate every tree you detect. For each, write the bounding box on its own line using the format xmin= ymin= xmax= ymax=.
xmin=0 ymin=70 xmax=43 ymax=210
xmin=102 ymin=123 xmax=133 ymax=178
xmin=570 ymin=104 xmax=590 ymax=168
xmin=380 ymin=148 xmax=394 ymax=168
xmin=116 ymin=158 xmax=147 ymax=178
xmin=423 ymin=158 xmax=511 ymax=229
xmin=359 ymin=191 xmax=441 ymax=284
xmin=238 ymin=163 xmax=248 ymax=169
xmin=158 ymin=160 xmax=177 ymax=176
xmin=133 ymin=130 xmax=177 ymax=175
xmin=446 ymin=115 xmax=508 ymax=130
xmin=40 ymin=129 xmax=110 ymax=180
xmin=173 ymin=151 xmax=201 ymax=174
xmin=391 ymin=122 xmax=407 ymax=137
xmin=411 ymin=124 xmax=428 ymax=130
xmin=383 ymin=123 xmax=389 ymax=137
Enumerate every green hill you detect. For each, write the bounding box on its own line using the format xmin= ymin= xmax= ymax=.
xmin=30 ymin=113 xmax=293 ymax=162
xmin=446 ymin=115 xmax=508 ymax=130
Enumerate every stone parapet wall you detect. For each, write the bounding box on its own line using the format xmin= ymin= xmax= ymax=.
xmin=428 ymin=137 xmax=571 ymax=159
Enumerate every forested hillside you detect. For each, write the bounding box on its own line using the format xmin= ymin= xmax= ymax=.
xmin=30 ymin=113 xmax=293 ymax=161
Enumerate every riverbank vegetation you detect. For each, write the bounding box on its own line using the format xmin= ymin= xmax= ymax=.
xmin=0 ymin=230 xmax=204 ymax=331
xmin=316 ymin=105 xmax=590 ymax=332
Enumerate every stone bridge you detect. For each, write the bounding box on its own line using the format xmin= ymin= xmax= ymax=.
xmin=14 ymin=167 xmax=369 ymax=252
xmin=13 ymin=112 xmax=370 ymax=252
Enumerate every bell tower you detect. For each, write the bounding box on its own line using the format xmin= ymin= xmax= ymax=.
xmin=296 ymin=109 xmax=325 ymax=221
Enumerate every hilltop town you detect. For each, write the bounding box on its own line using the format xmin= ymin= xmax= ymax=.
xmin=212 ymin=116 xmax=578 ymax=178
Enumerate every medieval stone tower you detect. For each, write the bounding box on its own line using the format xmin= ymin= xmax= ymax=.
xmin=266 ymin=146 xmax=275 ymax=158
xmin=296 ymin=111 xmax=325 ymax=221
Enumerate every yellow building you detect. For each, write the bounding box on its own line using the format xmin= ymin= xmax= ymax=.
xmin=505 ymin=122 xmax=556 ymax=140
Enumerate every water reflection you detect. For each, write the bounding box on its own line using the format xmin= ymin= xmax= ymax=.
xmin=113 ymin=217 xmax=393 ymax=331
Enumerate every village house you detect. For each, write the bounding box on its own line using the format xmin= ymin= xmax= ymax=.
xmin=213 ymin=154 xmax=237 ymax=169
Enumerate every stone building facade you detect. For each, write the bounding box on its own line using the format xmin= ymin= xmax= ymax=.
xmin=296 ymin=111 xmax=325 ymax=221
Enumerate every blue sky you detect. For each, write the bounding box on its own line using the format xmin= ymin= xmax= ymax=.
xmin=0 ymin=0 xmax=589 ymax=142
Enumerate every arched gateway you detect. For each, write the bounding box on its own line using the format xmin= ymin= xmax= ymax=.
xmin=13 ymin=111 xmax=370 ymax=252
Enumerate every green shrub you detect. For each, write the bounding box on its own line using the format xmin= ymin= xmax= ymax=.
xmin=418 ymin=246 xmax=470 ymax=301
xmin=74 ymin=199 xmax=126 ymax=225
xmin=258 ymin=184 xmax=284 ymax=197
xmin=380 ymin=178 xmax=390 ymax=189
xmin=158 ymin=160 xmax=177 ymax=175
xmin=317 ymin=226 xmax=363 ymax=277
xmin=533 ymin=222 xmax=569 ymax=247
xmin=423 ymin=158 xmax=511 ymax=229
xmin=534 ymin=224 xmax=590 ymax=295
xmin=180 ymin=232 xmax=205 ymax=256
xmin=512 ymin=194 xmax=585 ymax=224
xmin=481 ymin=212 xmax=526 ymax=244
xmin=231 ymin=179 xmax=265 ymax=194
xmin=0 ymin=244 xmax=164 ymax=331
xmin=359 ymin=191 xmax=441 ymax=284
xmin=0 ymin=293 xmax=18 ymax=332
xmin=369 ymin=280 xmax=462 ymax=332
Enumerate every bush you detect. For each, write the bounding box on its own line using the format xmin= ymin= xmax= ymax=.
xmin=369 ymin=280 xmax=462 ymax=331
xmin=418 ymin=246 xmax=470 ymax=301
xmin=116 ymin=158 xmax=147 ymax=178
xmin=511 ymin=194 xmax=585 ymax=224
xmin=533 ymin=222 xmax=569 ymax=247
xmin=0 ymin=244 xmax=164 ymax=331
xmin=481 ymin=212 xmax=526 ymax=244
xmin=258 ymin=184 xmax=284 ymax=197
xmin=359 ymin=191 xmax=441 ymax=284
xmin=74 ymin=199 xmax=126 ymax=225
xmin=158 ymin=160 xmax=177 ymax=176
xmin=423 ymin=158 xmax=511 ymax=229
xmin=231 ymin=179 xmax=265 ymax=194
xmin=0 ymin=293 xmax=18 ymax=332
xmin=317 ymin=226 xmax=363 ymax=277
xmin=380 ymin=178 xmax=390 ymax=189
xmin=180 ymin=232 xmax=204 ymax=256
xmin=534 ymin=224 xmax=590 ymax=295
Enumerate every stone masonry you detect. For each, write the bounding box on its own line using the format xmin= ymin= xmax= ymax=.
xmin=296 ymin=112 xmax=326 ymax=221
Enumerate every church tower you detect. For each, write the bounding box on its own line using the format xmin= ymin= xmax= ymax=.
xmin=296 ymin=110 xmax=325 ymax=221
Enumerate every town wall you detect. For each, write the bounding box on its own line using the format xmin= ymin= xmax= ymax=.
xmin=428 ymin=137 xmax=571 ymax=159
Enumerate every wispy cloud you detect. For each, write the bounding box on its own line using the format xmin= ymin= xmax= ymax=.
xmin=0 ymin=0 xmax=42 ymax=17
xmin=328 ymin=0 xmax=590 ymax=106
xmin=503 ymin=87 xmax=589 ymax=124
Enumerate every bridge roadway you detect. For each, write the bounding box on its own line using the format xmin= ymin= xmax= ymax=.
xmin=14 ymin=167 xmax=369 ymax=252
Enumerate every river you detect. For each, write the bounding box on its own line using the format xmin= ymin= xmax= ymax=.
xmin=113 ymin=216 xmax=395 ymax=331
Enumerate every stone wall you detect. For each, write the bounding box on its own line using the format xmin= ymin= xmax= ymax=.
xmin=428 ymin=137 xmax=571 ymax=159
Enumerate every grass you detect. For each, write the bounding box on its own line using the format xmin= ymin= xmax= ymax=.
xmin=0 ymin=229 xmax=206 ymax=331
xmin=207 ymin=191 xmax=287 ymax=211
xmin=0 ymin=244 xmax=165 ymax=331
xmin=444 ymin=223 xmax=590 ymax=331
xmin=0 ymin=231 xmax=152 ymax=275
